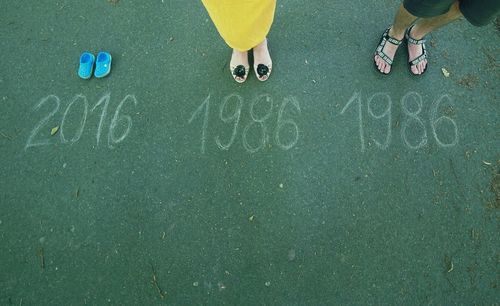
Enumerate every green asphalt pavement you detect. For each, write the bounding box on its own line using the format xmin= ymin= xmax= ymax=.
xmin=0 ymin=0 xmax=499 ymax=304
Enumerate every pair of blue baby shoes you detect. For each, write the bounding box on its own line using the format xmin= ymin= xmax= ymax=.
xmin=78 ymin=51 xmax=112 ymax=79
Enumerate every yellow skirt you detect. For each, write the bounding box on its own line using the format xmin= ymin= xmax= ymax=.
xmin=201 ymin=0 xmax=276 ymax=51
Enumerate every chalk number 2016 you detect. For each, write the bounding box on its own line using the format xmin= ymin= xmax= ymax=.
xmin=25 ymin=93 xmax=137 ymax=150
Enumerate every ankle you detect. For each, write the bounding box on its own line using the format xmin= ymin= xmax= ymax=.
xmin=389 ymin=26 xmax=405 ymax=40
xmin=408 ymin=24 xmax=426 ymax=40
xmin=253 ymin=39 xmax=268 ymax=51
xmin=233 ymin=49 xmax=246 ymax=55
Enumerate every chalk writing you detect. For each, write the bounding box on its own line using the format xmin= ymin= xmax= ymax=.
xmin=189 ymin=93 xmax=301 ymax=153
xmin=60 ymin=94 xmax=88 ymax=144
xmin=216 ymin=94 xmax=243 ymax=151
xmin=367 ymin=92 xmax=392 ymax=150
xmin=275 ymin=96 xmax=301 ymax=150
xmin=341 ymin=91 xmax=365 ymax=152
xmin=188 ymin=94 xmax=210 ymax=154
xmin=108 ymin=94 xmax=137 ymax=148
xmin=430 ymin=94 xmax=458 ymax=147
xmin=341 ymin=91 xmax=459 ymax=151
xmin=401 ymin=92 xmax=427 ymax=149
xmin=91 ymin=92 xmax=110 ymax=146
xmin=242 ymin=94 xmax=273 ymax=153
xmin=25 ymin=93 xmax=137 ymax=150
xmin=26 ymin=95 xmax=60 ymax=149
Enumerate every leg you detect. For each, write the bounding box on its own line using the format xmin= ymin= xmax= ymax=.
xmin=374 ymin=4 xmax=418 ymax=74
xmin=408 ymin=1 xmax=462 ymax=74
xmin=201 ymin=0 xmax=276 ymax=83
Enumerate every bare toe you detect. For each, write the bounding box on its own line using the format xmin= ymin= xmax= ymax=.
xmin=422 ymin=60 xmax=428 ymax=72
xmin=377 ymin=59 xmax=384 ymax=71
xmin=375 ymin=56 xmax=381 ymax=69
xmin=411 ymin=65 xmax=419 ymax=75
xmin=417 ymin=62 xmax=423 ymax=74
xmin=375 ymin=56 xmax=384 ymax=72
xmin=418 ymin=61 xmax=425 ymax=74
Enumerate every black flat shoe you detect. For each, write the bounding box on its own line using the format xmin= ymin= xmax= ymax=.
xmin=254 ymin=63 xmax=272 ymax=81
xmin=230 ymin=64 xmax=249 ymax=83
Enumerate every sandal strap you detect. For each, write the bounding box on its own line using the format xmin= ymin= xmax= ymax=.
xmin=375 ymin=50 xmax=393 ymax=65
xmin=383 ymin=27 xmax=403 ymax=46
xmin=405 ymin=25 xmax=426 ymax=45
xmin=409 ymin=44 xmax=427 ymax=66
xmin=374 ymin=27 xmax=402 ymax=66
xmin=406 ymin=25 xmax=428 ymax=67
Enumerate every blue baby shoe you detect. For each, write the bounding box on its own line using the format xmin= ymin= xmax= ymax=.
xmin=78 ymin=52 xmax=95 ymax=79
xmin=94 ymin=51 xmax=112 ymax=78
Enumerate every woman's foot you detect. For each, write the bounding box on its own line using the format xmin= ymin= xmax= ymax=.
xmin=230 ymin=49 xmax=249 ymax=83
xmin=374 ymin=27 xmax=404 ymax=74
xmin=253 ymin=39 xmax=272 ymax=81
xmin=406 ymin=25 xmax=428 ymax=75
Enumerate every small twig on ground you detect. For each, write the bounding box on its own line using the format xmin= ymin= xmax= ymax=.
xmin=0 ymin=131 xmax=12 ymax=140
xmin=37 ymin=247 xmax=45 ymax=269
xmin=150 ymin=264 xmax=166 ymax=299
